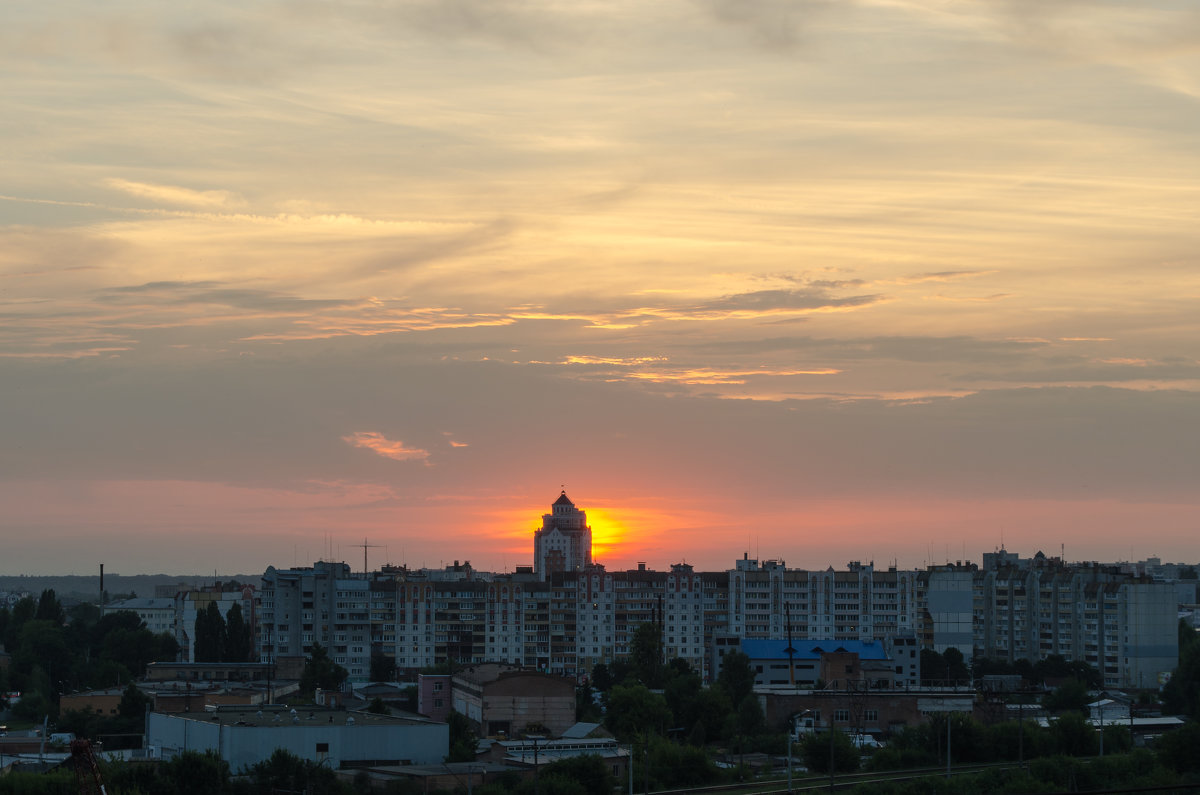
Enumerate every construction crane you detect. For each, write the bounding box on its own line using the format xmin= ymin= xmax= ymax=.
xmin=70 ymin=739 xmax=107 ymax=795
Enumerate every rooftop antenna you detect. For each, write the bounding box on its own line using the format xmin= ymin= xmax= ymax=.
xmin=358 ymin=538 xmax=383 ymax=576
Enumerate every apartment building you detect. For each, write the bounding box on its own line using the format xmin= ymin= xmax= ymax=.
xmin=260 ymin=561 xmax=371 ymax=679
xmin=973 ymin=554 xmax=1177 ymax=688
xmin=254 ymin=495 xmax=1177 ymax=690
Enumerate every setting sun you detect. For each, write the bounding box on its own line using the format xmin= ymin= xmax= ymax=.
xmin=584 ymin=508 xmax=628 ymax=561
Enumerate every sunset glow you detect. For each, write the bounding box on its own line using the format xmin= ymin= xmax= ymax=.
xmin=3 ymin=1 xmax=1200 ymax=575
xmin=583 ymin=508 xmax=628 ymax=563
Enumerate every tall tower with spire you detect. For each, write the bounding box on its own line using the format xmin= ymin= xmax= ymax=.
xmin=533 ymin=490 xmax=592 ymax=579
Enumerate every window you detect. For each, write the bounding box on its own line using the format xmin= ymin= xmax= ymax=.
xmin=865 ymin=710 xmax=878 ymax=722
xmin=834 ymin=709 xmax=849 ymax=722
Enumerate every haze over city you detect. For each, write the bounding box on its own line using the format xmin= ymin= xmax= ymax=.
xmin=3 ymin=1 xmax=1199 ymax=575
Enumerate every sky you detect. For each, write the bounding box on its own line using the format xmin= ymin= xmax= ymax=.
xmin=3 ymin=0 xmax=1200 ymax=576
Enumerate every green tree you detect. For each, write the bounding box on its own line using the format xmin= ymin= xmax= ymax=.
xmin=1156 ymin=719 xmax=1200 ymax=773
xmin=662 ymin=659 xmax=702 ymax=729
xmin=800 ymin=730 xmax=859 ymax=774
xmin=689 ymin=685 xmax=733 ymax=743
xmin=194 ymin=601 xmax=227 ymax=663
xmin=13 ymin=620 xmax=71 ymax=689
xmin=299 ymin=642 xmax=349 ymax=696
xmin=576 ymin=681 xmax=602 ymax=723
xmin=158 ymin=750 xmax=231 ymax=795
xmin=590 ymin=662 xmax=613 ymax=693
xmin=629 ymin=622 xmax=666 ymax=688
xmin=942 ymin=647 xmax=970 ymax=684
xmin=1043 ymin=678 xmax=1089 ymax=715
xmin=538 ymin=754 xmax=616 ymax=795
xmin=640 ymin=735 xmax=722 ymax=789
xmin=117 ymin=682 xmax=150 ymax=730
xmin=733 ymin=694 xmax=765 ymax=738
xmin=223 ymin=603 xmax=253 ymax=663
xmin=244 ymin=748 xmax=342 ymax=795
xmin=370 ymin=649 xmax=396 ymax=682
xmin=1048 ymin=711 xmax=1098 ymax=757
xmin=34 ymin=589 xmax=65 ymax=624
xmin=920 ymin=648 xmax=948 ymax=684
xmin=1163 ymin=618 xmax=1200 ymax=719
xmin=604 ymin=682 xmax=671 ymax=741
xmin=716 ymin=650 xmax=756 ymax=708
xmin=99 ymin=623 xmax=178 ymax=679
xmin=447 ymin=710 xmax=478 ymax=762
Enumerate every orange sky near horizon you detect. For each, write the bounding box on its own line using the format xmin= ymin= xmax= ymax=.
xmin=2 ymin=1 xmax=1200 ymax=575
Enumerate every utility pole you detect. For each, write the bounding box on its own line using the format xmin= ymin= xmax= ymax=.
xmin=946 ymin=712 xmax=952 ymax=779
xmin=785 ymin=603 xmax=797 ymax=688
xmin=828 ymin=716 xmax=835 ymax=794
xmin=532 ymin=736 xmax=541 ymax=795
xmin=643 ymin=735 xmax=649 ymax=795
xmin=628 ymin=744 xmax=633 ymax=795
xmin=1018 ymin=696 xmax=1024 ymax=768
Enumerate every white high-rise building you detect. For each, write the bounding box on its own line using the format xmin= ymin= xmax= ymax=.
xmin=533 ymin=491 xmax=592 ymax=579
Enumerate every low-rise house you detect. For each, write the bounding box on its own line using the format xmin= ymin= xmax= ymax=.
xmin=451 ymin=664 xmax=575 ymax=737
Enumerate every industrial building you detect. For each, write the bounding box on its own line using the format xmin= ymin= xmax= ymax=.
xmin=147 ymin=705 xmax=447 ymax=771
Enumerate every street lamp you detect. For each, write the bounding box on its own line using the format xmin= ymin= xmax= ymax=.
xmin=787 ymin=710 xmax=812 ymax=795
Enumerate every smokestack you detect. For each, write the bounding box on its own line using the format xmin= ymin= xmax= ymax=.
xmin=100 ymin=563 xmax=105 ymax=605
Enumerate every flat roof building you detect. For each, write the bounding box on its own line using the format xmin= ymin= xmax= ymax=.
xmin=147 ymin=705 xmax=447 ymax=771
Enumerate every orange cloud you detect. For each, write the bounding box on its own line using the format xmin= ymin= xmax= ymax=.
xmin=342 ymin=431 xmax=430 ymax=463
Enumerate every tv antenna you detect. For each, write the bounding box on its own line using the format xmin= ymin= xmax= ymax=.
xmin=357 ymin=537 xmax=384 ymax=576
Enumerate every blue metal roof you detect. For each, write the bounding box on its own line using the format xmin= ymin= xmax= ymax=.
xmin=737 ymin=638 xmax=890 ymax=661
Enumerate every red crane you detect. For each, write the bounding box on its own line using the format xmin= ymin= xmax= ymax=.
xmin=69 ymin=739 xmax=108 ymax=795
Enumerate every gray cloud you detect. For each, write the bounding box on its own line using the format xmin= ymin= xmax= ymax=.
xmin=680 ymin=334 xmax=1042 ymax=364
xmin=961 ymin=360 xmax=1200 ymax=384
xmin=692 ymin=0 xmax=834 ymax=53
xmin=392 ymin=0 xmax=585 ymax=52
xmin=96 ymin=283 xmax=355 ymax=313
xmin=696 ymin=288 xmax=881 ymax=313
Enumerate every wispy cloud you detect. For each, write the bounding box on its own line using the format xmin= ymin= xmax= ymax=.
xmin=342 ymin=432 xmax=431 ymax=463
xmin=105 ymin=178 xmax=245 ymax=209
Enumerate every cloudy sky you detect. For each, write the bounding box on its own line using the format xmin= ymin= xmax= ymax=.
xmin=3 ymin=0 xmax=1200 ymax=576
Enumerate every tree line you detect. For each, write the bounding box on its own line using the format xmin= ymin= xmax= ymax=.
xmin=0 ymin=590 xmax=177 ymax=724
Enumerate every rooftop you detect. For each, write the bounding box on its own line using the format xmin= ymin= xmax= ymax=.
xmin=159 ymin=705 xmax=439 ymax=728
xmin=739 ymin=638 xmax=892 ymax=661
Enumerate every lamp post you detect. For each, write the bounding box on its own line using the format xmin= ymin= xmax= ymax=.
xmin=946 ymin=711 xmax=952 ymax=780
xmin=530 ymin=736 xmax=543 ymax=795
xmin=828 ymin=708 xmax=836 ymax=795
xmin=627 ymin=744 xmax=633 ymax=795
xmin=1016 ymin=692 xmax=1024 ymax=768
xmin=787 ymin=710 xmax=811 ymax=795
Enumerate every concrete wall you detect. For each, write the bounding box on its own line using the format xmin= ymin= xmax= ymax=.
xmin=148 ymin=713 xmax=448 ymax=771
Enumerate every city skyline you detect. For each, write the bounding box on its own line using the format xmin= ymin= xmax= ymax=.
xmin=3 ymin=2 xmax=1200 ymax=575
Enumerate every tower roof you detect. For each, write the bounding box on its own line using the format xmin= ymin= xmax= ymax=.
xmin=553 ymin=490 xmax=574 ymax=506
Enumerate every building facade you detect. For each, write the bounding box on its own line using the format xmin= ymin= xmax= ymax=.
xmin=534 ymin=491 xmax=592 ymax=578
xmin=253 ymin=497 xmax=1177 ymax=690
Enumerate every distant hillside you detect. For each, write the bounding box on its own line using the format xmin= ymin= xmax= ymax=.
xmin=0 ymin=574 xmax=259 ymax=603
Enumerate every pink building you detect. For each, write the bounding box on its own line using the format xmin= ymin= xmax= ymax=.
xmin=418 ymin=673 xmax=451 ymax=722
